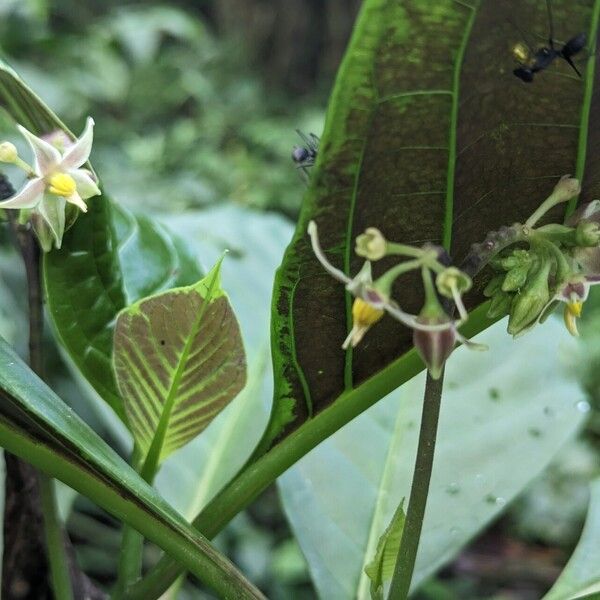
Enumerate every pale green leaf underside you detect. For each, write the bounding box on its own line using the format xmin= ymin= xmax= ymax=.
xmin=544 ymin=479 xmax=600 ymax=600
xmin=113 ymin=262 xmax=246 ymax=463
xmin=279 ymin=318 xmax=587 ymax=599
xmin=364 ymin=499 xmax=405 ymax=600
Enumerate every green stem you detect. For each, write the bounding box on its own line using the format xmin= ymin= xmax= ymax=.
xmin=385 ymin=242 xmax=429 ymax=258
xmin=114 ymin=448 xmax=146 ymax=598
xmin=39 ymin=475 xmax=75 ymax=600
xmin=375 ymin=259 xmax=424 ymax=293
xmin=8 ymin=215 xmax=77 ymax=599
xmin=0 ymin=421 xmax=266 ymax=600
xmin=525 ymin=190 xmax=569 ymax=228
xmin=387 ymin=371 xmax=444 ymax=599
xmin=124 ymin=315 xmax=490 ymax=600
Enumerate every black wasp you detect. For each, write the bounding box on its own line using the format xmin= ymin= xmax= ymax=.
xmin=512 ymin=0 xmax=586 ymax=82
xmin=292 ymin=130 xmax=319 ymax=178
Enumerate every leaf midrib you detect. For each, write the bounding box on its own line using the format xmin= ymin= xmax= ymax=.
xmin=141 ymin=269 xmax=221 ymax=480
xmin=566 ymin=0 xmax=600 ymax=216
xmin=443 ymin=0 xmax=478 ymax=250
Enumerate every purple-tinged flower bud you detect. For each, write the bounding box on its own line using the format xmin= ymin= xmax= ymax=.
xmin=413 ymin=317 xmax=456 ymax=380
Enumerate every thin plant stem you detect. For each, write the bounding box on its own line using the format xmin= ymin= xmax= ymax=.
xmin=39 ymin=476 xmax=75 ymax=600
xmin=387 ymin=371 xmax=445 ymax=599
xmin=8 ymin=214 xmax=75 ymax=600
xmin=113 ymin=448 xmax=145 ymax=598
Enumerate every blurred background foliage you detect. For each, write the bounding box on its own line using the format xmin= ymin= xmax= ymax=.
xmin=0 ymin=0 xmax=359 ymax=218
xmin=1 ymin=1 xmax=600 ymax=599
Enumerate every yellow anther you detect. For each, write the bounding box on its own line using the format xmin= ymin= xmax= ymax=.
xmin=563 ymin=303 xmax=582 ymax=337
xmin=567 ymin=300 xmax=583 ymax=318
xmin=512 ymin=42 xmax=532 ymax=64
xmin=352 ymin=297 xmax=384 ymax=328
xmin=343 ymin=298 xmax=385 ymax=349
xmin=48 ymin=173 xmax=76 ymax=197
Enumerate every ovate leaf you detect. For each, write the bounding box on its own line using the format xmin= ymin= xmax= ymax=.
xmin=544 ymin=479 xmax=600 ymax=600
xmin=113 ymin=260 xmax=247 ymax=467
xmin=264 ymin=0 xmax=600 ymax=450
xmin=278 ymin=318 xmax=587 ymax=599
xmin=364 ymin=499 xmax=405 ymax=600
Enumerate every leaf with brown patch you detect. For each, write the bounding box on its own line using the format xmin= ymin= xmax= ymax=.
xmin=113 ymin=260 xmax=246 ymax=473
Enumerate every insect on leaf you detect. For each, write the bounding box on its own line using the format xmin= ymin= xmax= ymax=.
xmin=364 ymin=498 xmax=405 ymax=600
xmin=113 ymin=259 xmax=247 ymax=469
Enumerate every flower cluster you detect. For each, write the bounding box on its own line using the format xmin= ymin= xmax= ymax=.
xmin=0 ymin=118 xmax=100 ymax=251
xmin=308 ymin=222 xmax=484 ymax=379
xmin=308 ymin=175 xmax=600 ymax=378
xmin=475 ymin=176 xmax=600 ymax=337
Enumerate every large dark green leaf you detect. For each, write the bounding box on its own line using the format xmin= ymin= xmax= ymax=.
xmin=0 ymin=336 xmax=263 ymax=599
xmin=263 ymin=0 xmax=600 ymax=448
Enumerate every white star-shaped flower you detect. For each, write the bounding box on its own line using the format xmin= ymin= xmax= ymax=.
xmin=0 ymin=117 xmax=100 ymax=248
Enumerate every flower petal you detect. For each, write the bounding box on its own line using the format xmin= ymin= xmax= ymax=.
xmin=307 ymin=221 xmax=352 ymax=285
xmin=38 ymin=194 xmax=66 ymax=249
xmin=66 ymin=191 xmax=88 ymax=213
xmin=384 ymin=301 xmax=457 ymax=332
xmin=17 ymin=125 xmax=61 ymax=175
xmin=450 ymin=286 xmax=468 ymax=321
xmin=60 ymin=117 xmax=95 ymax=170
xmin=0 ymin=177 xmax=45 ymax=209
xmin=454 ymin=330 xmax=488 ymax=351
xmin=342 ymin=325 xmax=366 ymax=349
xmin=69 ymin=169 xmax=100 ymax=200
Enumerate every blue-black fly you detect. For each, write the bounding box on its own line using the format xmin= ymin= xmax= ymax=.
xmin=512 ymin=0 xmax=586 ymax=82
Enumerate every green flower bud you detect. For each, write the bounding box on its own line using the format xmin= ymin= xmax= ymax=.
xmin=498 ymin=249 xmax=531 ymax=271
xmin=507 ymin=263 xmax=551 ymax=336
xmin=483 ymin=275 xmax=504 ymax=298
xmin=355 ymin=228 xmax=387 ymax=260
xmin=0 ymin=142 xmax=18 ymax=163
xmin=501 ymin=265 xmax=529 ymax=292
xmin=552 ymin=175 xmax=581 ymax=203
xmin=436 ymin=267 xmax=472 ymax=298
xmin=575 ymin=221 xmax=600 ymax=247
xmin=487 ymin=290 xmax=513 ymax=319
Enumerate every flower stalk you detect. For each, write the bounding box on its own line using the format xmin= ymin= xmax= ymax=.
xmin=387 ymin=371 xmax=445 ymax=599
